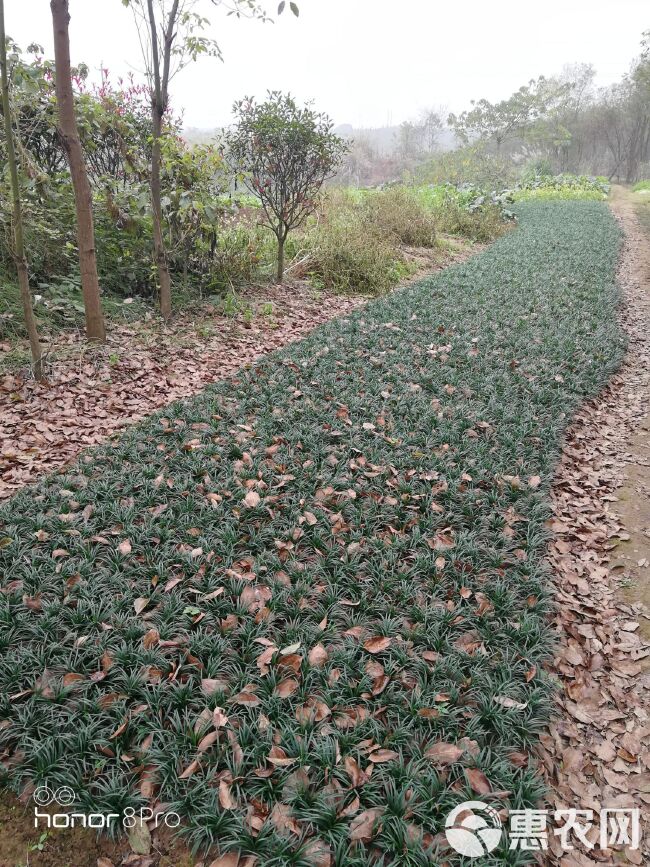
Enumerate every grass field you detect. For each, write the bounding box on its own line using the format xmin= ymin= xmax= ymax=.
xmin=0 ymin=200 xmax=624 ymax=864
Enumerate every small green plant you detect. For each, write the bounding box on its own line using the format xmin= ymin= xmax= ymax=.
xmin=108 ymin=353 xmax=120 ymax=366
xmin=29 ymin=832 xmax=50 ymax=853
xmin=195 ymin=323 xmax=215 ymax=340
xmin=220 ymin=292 xmax=240 ymax=317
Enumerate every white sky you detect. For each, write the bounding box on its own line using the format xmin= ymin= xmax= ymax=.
xmin=5 ymin=0 xmax=649 ymax=129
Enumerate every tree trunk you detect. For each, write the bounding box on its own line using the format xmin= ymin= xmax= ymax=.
xmin=277 ymin=234 xmax=285 ymax=282
xmin=50 ymin=0 xmax=105 ymax=342
xmin=150 ymin=105 xmax=172 ymax=319
xmin=0 ymin=0 xmax=44 ymax=380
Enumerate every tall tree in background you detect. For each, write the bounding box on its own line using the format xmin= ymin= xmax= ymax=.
xmin=0 ymin=1 xmax=44 ymax=380
xmin=124 ymin=0 xmax=296 ymax=319
xmin=50 ymin=0 xmax=105 ymax=342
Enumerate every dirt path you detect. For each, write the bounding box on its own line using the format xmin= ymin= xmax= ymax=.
xmin=539 ymin=187 xmax=650 ymax=864
xmin=608 ymin=187 xmax=650 ymax=637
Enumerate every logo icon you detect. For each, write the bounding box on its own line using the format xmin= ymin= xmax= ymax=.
xmin=445 ymin=800 xmax=503 ymax=857
xmin=32 ymin=786 xmax=75 ymax=807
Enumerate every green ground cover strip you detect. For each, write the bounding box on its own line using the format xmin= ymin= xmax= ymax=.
xmin=0 ymin=201 xmax=623 ymax=865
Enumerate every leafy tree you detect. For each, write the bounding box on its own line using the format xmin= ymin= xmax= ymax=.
xmin=225 ymin=91 xmax=347 ymax=281
xmin=0 ymin=4 xmax=44 ymax=378
xmin=50 ymin=0 xmax=106 ymax=341
xmin=122 ymin=0 xmax=297 ymax=318
xmin=419 ymin=108 xmax=443 ymax=153
xmin=396 ymin=120 xmax=425 ymax=162
xmin=448 ymin=77 xmax=567 ymax=153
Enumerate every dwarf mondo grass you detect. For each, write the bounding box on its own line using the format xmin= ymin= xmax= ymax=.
xmin=0 ymin=200 xmax=623 ymax=863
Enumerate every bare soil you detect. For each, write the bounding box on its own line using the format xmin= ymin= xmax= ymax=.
xmin=0 ymin=792 xmax=195 ymax=867
xmin=608 ymin=186 xmax=650 ymax=643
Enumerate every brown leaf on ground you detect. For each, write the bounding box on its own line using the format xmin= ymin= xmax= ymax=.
xmin=363 ymin=636 xmax=391 ymax=654
xmin=538 ymin=191 xmax=650 ymax=865
xmin=0 ymin=285 xmax=367 ymax=499
xmin=208 ymin=855 xmax=240 ymax=867
xmin=349 ymin=807 xmax=384 ymax=842
xmin=466 ymin=768 xmax=491 ymax=794
xmin=424 ymin=742 xmax=464 ymax=765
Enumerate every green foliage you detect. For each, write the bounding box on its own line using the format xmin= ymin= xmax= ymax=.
xmin=305 ymin=195 xmax=412 ymax=295
xmin=632 ymin=179 xmax=650 ymax=192
xmin=224 ymin=91 xmax=347 ymax=276
xmin=448 ymin=77 xmax=569 ymax=152
xmin=514 ymin=173 xmax=609 ymax=201
xmin=362 ymin=187 xmax=437 ymax=247
xmin=432 ymin=198 xmax=509 ymax=242
xmin=0 ymin=201 xmax=624 ymax=863
xmin=416 ymin=144 xmax=517 ymax=190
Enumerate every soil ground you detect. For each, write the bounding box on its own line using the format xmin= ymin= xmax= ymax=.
xmin=539 ymin=187 xmax=650 ymax=865
xmin=608 ymin=186 xmax=650 ymax=643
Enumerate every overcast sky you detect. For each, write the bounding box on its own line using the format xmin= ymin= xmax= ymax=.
xmin=6 ymin=0 xmax=649 ymax=129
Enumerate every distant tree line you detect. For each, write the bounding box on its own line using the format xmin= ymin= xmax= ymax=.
xmin=447 ymin=35 xmax=650 ymax=183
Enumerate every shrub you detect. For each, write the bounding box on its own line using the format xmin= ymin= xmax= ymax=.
xmin=206 ymin=221 xmax=275 ymax=293
xmin=224 ymin=91 xmax=347 ymax=281
xmin=305 ymin=193 xmax=411 ymax=294
xmin=633 ymin=179 xmax=650 ymax=192
xmin=435 ymin=198 xmax=508 ymax=241
xmin=362 ymin=186 xmax=437 ymax=247
xmin=412 ymin=184 xmax=512 ymax=242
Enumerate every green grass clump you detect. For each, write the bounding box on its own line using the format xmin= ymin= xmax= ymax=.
xmin=0 ymin=201 xmax=624 ymax=864
xmin=362 ymin=187 xmax=437 ymax=248
xmin=305 ymin=192 xmax=414 ymax=295
xmin=632 ymin=179 xmax=650 ymax=192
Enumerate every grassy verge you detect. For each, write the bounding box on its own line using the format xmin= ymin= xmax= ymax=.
xmin=0 ymin=201 xmax=624 ymax=864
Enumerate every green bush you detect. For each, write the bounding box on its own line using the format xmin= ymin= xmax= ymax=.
xmin=434 ymin=197 xmax=509 ymax=241
xmin=206 ymin=221 xmax=277 ymax=293
xmin=415 ymin=143 xmax=517 ymax=189
xmin=410 ymin=185 xmax=511 ymax=242
xmin=305 ymin=193 xmax=411 ymax=294
xmin=632 ymin=179 xmax=650 ymax=192
xmin=362 ymin=186 xmax=437 ymax=247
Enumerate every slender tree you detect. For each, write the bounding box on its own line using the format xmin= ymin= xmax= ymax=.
xmin=124 ymin=0 xmax=297 ymax=318
xmin=144 ymin=0 xmax=177 ymax=320
xmin=0 ymin=2 xmax=44 ymax=380
xmin=50 ymin=0 xmax=106 ymax=341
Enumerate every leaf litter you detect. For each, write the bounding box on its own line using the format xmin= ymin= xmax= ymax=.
xmin=539 ymin=190 xmax=650 ymax=865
